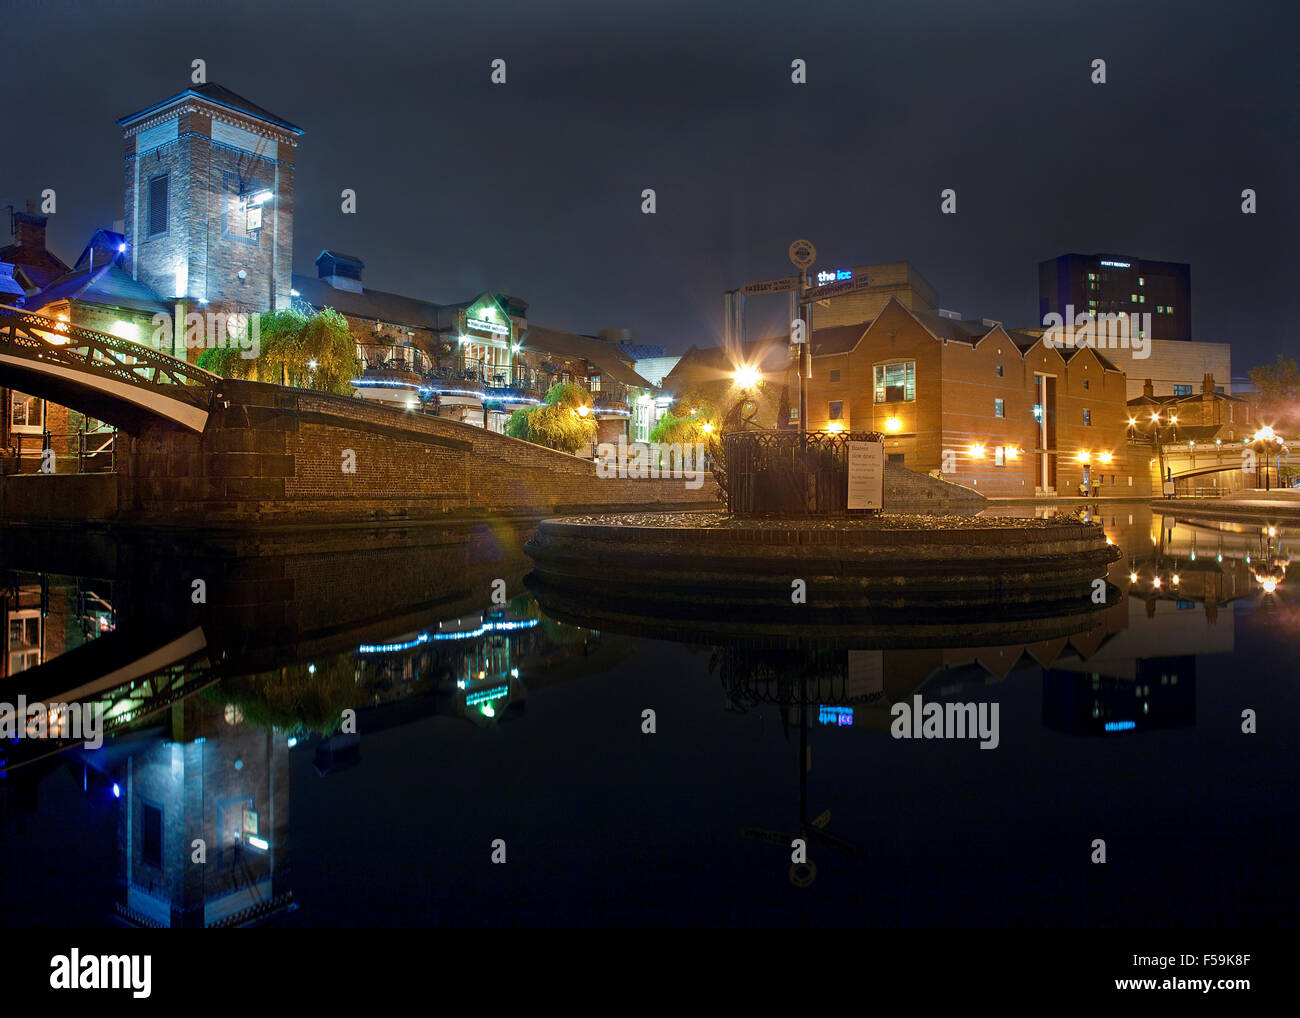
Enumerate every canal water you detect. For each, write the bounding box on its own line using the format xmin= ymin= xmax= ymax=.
xmin=1 ymin=503 xmax=1295 ymax=927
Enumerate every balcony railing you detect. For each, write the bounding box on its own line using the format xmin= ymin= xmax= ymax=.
xmin=591 ymin=379 xmax=629 ymax=408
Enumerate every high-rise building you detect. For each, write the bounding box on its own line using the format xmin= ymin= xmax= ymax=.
xmin=1039 ymin=253 xmax=1191 ymax=341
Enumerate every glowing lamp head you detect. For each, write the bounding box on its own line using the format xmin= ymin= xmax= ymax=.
xmin=885 ymin=416 xmax=902 ymax=433
xmin=1128 ymin=418 xmax=1137 ymax=427
xmin=1076 ymin=450 xmax=1091 ymax=464
xmin=1129 ymin=572 xmax=1138 ymax=583
xmin=576 ymin=405 xmax=590 ymax=418
xmin=732 ymin=365 xmax=761 ymax=389
xmin=701 ymin=422 xmax=714 ymax=434
xmin=1151 ymin=412 xmax=1160 ymax=421
xmin=1260 ymin=577 xmax=1279 ymax=594
xmin=1099 ymin=451 xmax=1113 ymax=464
xmin=1171 ymin=574 xmax=1180 ymax=585
xmin=1169 ymin=415 xmax=1178 ymax=424
xmin=826 ymin=421 xmax=845 ymax=433
xmin=970 ymin=443 xmax=985 ymax=459
xmin=1005 ymin=446 xmax=1019 ymax=460
xmin=1152 ymin=576 xmax=1162 ymax=588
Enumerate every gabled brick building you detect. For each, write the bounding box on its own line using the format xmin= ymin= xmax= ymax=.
xmin=747 ymin=297 xmax=1134 ymax=498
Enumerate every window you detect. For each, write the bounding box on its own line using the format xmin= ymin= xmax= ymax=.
xmin=873 ymin=361 xmax=915 ymax=403
xmin=1173 ymin=384 xmax=1192 ymax=396
xmin=142 ymin=804 xmax=162 ymax=868
xmin=887 ymin=453 xmax=905 ymax=464
xmin=1138 ymin=277 xmax=1144 ymax=286
xmin=788 ymin=406 xmax=799 ymax=422
xmin=1082 ymin=409 xmax=1091 ymax=426
xmin=1083 ymin=379 xmax=1090 ymax=390
xmin=828 ymin=401 xmax=843 ymax=420
xmin=995 ymin=365 xmax=1003 ymax=377
xmin=10 ymin=391 xmax=43 ymax=431
xmin=994 ymin=398 xmax=1005 ymax=418
xmin=829 ymin=369 xmax=840 ymax=382
xmin=148 ymin=174 xmax=169 ymax=236
xmin=995 ymin=446 xmax=1005 ymax=466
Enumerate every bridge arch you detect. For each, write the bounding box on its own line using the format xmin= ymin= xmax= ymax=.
xmin=0 ymin=304 xmax=219 ymax=433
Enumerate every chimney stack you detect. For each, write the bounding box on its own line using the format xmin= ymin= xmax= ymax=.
xmin=1143 ymin=378 xmax=1154 ymax=398
xmin=13 ymin=202 xmax=49 ymax=253
xmin=1202 ymin=372 xmax=1215 ymax=394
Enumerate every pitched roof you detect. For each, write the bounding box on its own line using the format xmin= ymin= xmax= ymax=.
xmin=520 ymin=326 xmax=655 ymax=389
xmin=0 ymin=263 xmax=27 ymax=300
xmin=291 ymin=273 xmax=441 ymax=330
xmin=118 ymin=82 xmax=303 ymax=134
xmin=27 ymin=263 xmax=171 ymax=316
xmin=809 ymin=322 xmax=871 ymax=356
xmin=0 ymin=240 xmax=70 ymax=291
xmin=910 ymin=308 xmax=996 ymax=345
xmin=74 ymin=230 xmax=128 ymax=271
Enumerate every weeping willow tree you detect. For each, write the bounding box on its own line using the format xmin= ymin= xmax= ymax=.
xmin=197 ymin=306 xmax=358 ymax=396
xmin=503 ymin=381 xmax=597 ymax=454
xmin=203 ymin=657 xmax=357 ymax=735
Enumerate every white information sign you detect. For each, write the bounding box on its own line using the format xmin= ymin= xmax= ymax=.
xmin=847 ymin=441 xmax=884 ymax=510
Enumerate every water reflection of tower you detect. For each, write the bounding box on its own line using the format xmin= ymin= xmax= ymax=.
xmin=114 ymin=696 xmax=293 ymax=927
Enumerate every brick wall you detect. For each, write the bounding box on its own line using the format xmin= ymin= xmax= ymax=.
xmin=104 ymin=380 xmax=717 ymax=526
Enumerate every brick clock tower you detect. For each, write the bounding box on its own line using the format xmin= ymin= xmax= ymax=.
xmin=117 ymin=83 xmax=303 ymax=356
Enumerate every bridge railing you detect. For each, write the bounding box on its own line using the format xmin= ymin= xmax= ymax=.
xmin=0 ymin=304 xmax=221 ymax=414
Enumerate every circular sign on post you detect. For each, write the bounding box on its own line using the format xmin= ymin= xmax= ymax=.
xmin=789 ymin=239 xmax=816 ymax=269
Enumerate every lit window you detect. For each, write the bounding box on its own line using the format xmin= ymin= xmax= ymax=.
xmin=995 ymin=365 xmax=1004 ymax=377
xmin=1138 ymin=277 xmax=1144 ymax=286
xmin=873 ymin=361 xmax=915 ymax=403
xmin=994 ymin=398 xmax=1005 ymax=418
xmin=10 ymin=391 xmax=44 ymax=431
xmin=1083 ymin=409 xmax=1091 ymax=426
xmin=1173 ymin=384 xmax=1192 ymax=396
xmin=995 ymin=446 xmax=1005 ymax=466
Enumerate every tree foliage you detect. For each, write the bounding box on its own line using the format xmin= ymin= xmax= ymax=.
xmin=197 ymin=306 xmax=358 ymax=396
xmin=1249 ymin=354 xmax=1300 ymax=431
xmin=503 ymin=381 xmax=597 ymax=454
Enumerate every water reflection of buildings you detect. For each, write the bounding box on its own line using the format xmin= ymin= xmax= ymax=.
xmin=3 ymin=572 xmax=115 ymax=679
xmin=111 ymin=696 xmax=293 ymax=928
xmin=353 ymin=601 xmax=606 ymax=729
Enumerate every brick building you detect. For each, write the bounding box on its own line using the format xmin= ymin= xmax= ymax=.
xmin=117 ymin=82 xmax=302 ymax=334
xmin=735 ymin=297 xmax=1133 ymax=498
xmin=294 ymin=252 xmax=655 ymax=442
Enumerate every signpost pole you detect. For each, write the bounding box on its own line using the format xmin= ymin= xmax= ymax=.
xmin=787 ymin=240 xmax=816 ymax=513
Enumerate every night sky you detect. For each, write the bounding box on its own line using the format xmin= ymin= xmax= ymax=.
xmin=3 ymin=0 xmax=1294 ymax=368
